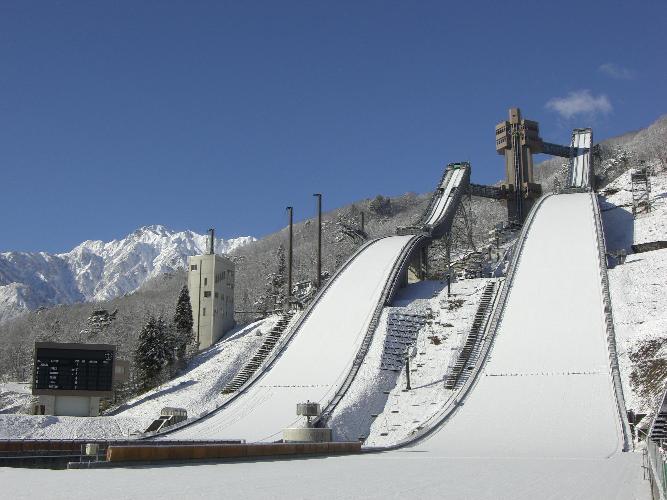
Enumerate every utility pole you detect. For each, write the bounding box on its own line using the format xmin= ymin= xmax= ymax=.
xmin=405 ymin=356 xmax=411 ymax=390
xmin=286 ymin=206 xmax=293 ymax=307
xmin=360 ymin=212 xmax=365 ymax=234
xmin=445 ymin=232 xmax=452 ymax=296
xmin=313 ymin=193 xmax=322 ymax=289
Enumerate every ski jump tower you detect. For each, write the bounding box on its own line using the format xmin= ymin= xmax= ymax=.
xmin=495 ymin=108 xmax=544 ymax=223
xmin=495 ymin=107 xmax=580 ymax=223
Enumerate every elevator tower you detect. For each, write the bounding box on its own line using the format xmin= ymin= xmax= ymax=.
xmin=495 ymin=108 xmax=543 ymax=223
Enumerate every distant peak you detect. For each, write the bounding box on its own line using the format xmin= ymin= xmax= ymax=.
xmin=134 ymin=224 xmax=173 ymax=235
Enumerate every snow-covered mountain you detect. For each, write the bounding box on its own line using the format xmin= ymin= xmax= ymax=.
xmin=0 ymin=225 xmax=254 ymax=323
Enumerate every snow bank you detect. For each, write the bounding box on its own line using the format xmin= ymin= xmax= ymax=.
xmin=0 ymin=382 xmax=32 ymax=415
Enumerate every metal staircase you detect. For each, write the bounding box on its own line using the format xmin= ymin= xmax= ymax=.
xmin=444 ymin=281 xmax=498 ymax=390
xmin=222 ymin=311 xmax=294 ymax=394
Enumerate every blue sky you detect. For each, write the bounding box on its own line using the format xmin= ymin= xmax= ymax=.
xmin=1 ymin=1 xmax=665 ymax=253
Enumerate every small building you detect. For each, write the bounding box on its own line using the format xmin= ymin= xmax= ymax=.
xmin=187 ymin=234 xmax=235 ymax=350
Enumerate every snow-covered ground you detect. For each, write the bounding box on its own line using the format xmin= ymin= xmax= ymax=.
xmin=610 ymin=249 xmax=667 ymax=412
xmin=0 ymin=318 xmax=276 ymax=439
xmin=1 ymin=452 xmax=649 ymax=500
xmin=330 ymin=278 xmax=489 ymax=445
xmin=110 ymin=317 xmax=278 ymax=427
xmin=0 ymin=382 xmax=31 ymax=414
xmin=0 ymin=414 xmax=139 ymax=440
xmin=602 ymin=165 xmax=667 ymax=412
xmin=601 ymin=165 xmax=667 ymax=251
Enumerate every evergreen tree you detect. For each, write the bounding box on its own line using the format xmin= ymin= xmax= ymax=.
xmin=274 ymin=243 xmax=286 ymax=291
xmin=134 ymin=314 xmax=173 ymax=392
xmin=173 ymin=285 xmax=195 ymax=361
xmin=261 ymin=244 xmax=287 ymax=311
xmin=369 ymin=195 xmax=392 ymax=215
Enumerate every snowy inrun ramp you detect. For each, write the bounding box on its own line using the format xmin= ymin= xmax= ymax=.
xmin=568 ymin=128 xmax=593 ymax=189
xmin=159 ymin=235 xmax=415 ymax=442
xmin=409 ymin=193 xmax=626 ymax=458
xmin=423 ymin=165 xmax=466 ymax=227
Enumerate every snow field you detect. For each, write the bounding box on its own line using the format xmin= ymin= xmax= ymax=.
xmin=0 ymin=451 xmax=649 ymax=500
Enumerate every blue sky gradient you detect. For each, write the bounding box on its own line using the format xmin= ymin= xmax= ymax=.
xmin=1 ymin=1 xmax=665 ymax=252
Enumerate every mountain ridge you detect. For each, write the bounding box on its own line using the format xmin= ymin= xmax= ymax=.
xmin=0 ymin=225 xmax=254 ymax=323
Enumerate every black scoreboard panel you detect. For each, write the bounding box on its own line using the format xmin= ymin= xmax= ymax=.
xmin=34 ymin=347 xmax=114 ymax=393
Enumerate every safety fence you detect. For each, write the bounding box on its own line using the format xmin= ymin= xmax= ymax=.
xmin=590 ymin=192 xmax=632 ymax=451
xmin=645 ymin=437 xmax=667 ymax=500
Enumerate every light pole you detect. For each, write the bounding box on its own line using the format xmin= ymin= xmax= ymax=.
xmin=313 ymin=193 xmax=322 ymax=289
xmin=286 ymin=206 xmax=293 ymax=308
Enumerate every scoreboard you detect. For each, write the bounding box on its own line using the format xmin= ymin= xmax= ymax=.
xmin=32 ymin=342 xmax=116 ymax=396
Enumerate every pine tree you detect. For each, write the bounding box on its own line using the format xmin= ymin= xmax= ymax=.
xmin=274 ymin=243 xmax=286 ymax=291
xmin=261 ymin=244 xmax=287 ymax=311
xmin=134 ymin=314 xmax=174 ymax=392
xmin=173 ymin=285 xmax=195 ymax=361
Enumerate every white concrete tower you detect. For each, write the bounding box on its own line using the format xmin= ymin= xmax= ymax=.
xmin=187 ymin=229 xmax=235 ymax=350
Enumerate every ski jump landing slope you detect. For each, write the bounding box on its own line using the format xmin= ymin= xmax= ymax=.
xmin=159 ymin=165 xmax=469 ymax=442
xmin=409 ymin=192 xmax=626 ymax=458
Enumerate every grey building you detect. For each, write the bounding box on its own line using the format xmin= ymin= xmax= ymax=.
xmin=187 ymin=252 xmax=235 ymax=350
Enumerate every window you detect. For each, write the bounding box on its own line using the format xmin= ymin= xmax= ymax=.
xmin=190 ymin=265 xmax=197 ymax=271
xmin=204 ymin=277 xmax=207 ymax=286
xmin=203 ymin=291 xmax=211 ymax=297
xmin=202 ymin=308 xmax=206 ymax=316
xmin=214 ymin=292 xmax=219 ymax=298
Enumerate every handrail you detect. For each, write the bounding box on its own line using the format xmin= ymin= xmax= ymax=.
xmin=590 ymin=192 xmax=632 ymax=451
xmin=366 ymin=193 xmax=552 ymax=451
xmin=147 ymin=238 xmax=381 ymax=439
xmin=645 ymin=437 xmax=667 ymax=500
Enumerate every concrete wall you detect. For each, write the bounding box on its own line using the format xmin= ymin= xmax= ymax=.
xmin=33 ymin=395 xmax=100 ymax=416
